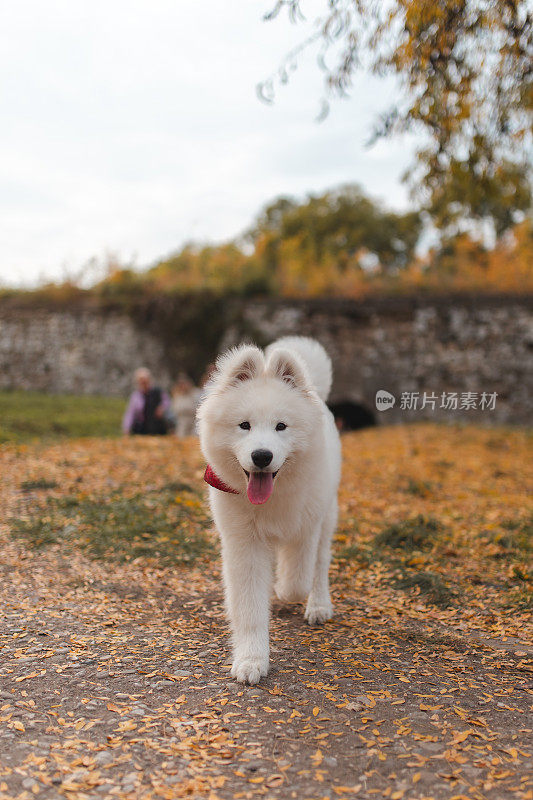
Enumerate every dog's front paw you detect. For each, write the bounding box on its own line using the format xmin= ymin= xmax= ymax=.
xmin=231 ymin=655 xmax=269 ymax=685
xmin=304 ymin=598 xmax=333 ymax=625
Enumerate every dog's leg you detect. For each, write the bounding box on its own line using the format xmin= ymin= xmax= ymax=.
xmin=221 ymin=533 xmax=272 ymax=684
xmin=305 ymin=501 xmax=337 ymax=624
xmin=274 ymin=537 xmax=319 ymax=604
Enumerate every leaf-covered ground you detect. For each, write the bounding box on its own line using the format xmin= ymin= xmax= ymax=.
xmin=0 ymin=425 xmax=531 ymax=800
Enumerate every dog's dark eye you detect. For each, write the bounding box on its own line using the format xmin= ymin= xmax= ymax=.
xmin=275 ymin=422 xmax=287 ymax=431
xmin=239 ymin=421 xmax=251 ymax=430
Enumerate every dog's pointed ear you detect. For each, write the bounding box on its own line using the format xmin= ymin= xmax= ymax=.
xmin=213 ymin=345 xmax=264 ymax=390
xmin=266 ymin=348 xmax=311 ymax=394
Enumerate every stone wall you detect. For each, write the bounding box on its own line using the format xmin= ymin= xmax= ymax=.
xmin=233 ymin=296 xmax=532 ymax=425
xmin=0 ymin=308 xmax=173 ymax=396
xmin=0 ymin=294 xmax=531 ymax=425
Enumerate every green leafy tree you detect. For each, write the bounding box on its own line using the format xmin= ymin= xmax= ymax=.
xmin=250 ymin=184 xmax=422 ymax=278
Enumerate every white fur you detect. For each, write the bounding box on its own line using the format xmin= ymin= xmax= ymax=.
xmin=197 ymin=337 xmax=341 ymax=684
xmin=265 ymin=336 xmax=332 ymax=402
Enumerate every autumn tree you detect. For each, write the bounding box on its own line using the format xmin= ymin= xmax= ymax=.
xmin=146 ymin=243 xmax=268 ymax=295
xmin=249 ymin=184 xmax=422 ymax=292
xmin=261 ymin=0 xmax=532 ymax=238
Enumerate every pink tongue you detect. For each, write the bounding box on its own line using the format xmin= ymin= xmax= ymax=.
xmin=247 ymin=472 xmax=274 ymax=505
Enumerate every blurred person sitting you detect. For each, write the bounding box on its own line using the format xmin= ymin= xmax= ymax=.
xmin=171 ymin=374 xmax=201 ymax=437
xmin=122 ymin=367 xmax=170 ymax=436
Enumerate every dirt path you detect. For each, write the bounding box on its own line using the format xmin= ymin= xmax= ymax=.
xmin=1 ymin=430 xmax=532 ymax=800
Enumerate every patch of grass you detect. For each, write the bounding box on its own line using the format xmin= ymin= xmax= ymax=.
xmin=0 ymin=390 xmax=124 ymax=444
xmin=510 ymin=565 xmax=531 ymax=583
xmin=481 ymin=531 xmax=517 ymax=555
xmin=335 ymin=543 xmax=369 ymax=563
xmin=433 ymin=459 xmax=454 ymax=470
xmin=11 ymin=517 xmax=61 ymax=548
xmin=20 ymin=478 xmax=59 ymax=492
xmin=479 ymin=515 xmax=533 ymax=559
xmin=500 ymin=516 xmax=533 ymax=554
xmin=159 ymin=480 xmax=197 ymax=495
xmin=374 ymin=515 xmax=446 ymax=552
xmin=503 ymin=588 xmax=533 ymax=611
xmin=9 ymin=485 xmax=213 ymax=566
xmin=333 ymin=520 xmax=370 ymax=564
xmin=402 ymin=477 xmax=435 ymax=497
xmin=485 ymin=435 xmax=510 ymax=451
xmin=391 ymin=569 xmax=456 ymax=607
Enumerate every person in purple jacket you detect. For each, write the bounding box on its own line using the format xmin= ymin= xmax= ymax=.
xmin=122 ymin=367 xmax=170 ymax=435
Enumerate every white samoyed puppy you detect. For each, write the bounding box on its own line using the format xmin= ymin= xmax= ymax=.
xmin=197 ymin=336 xmax=341 ymax=684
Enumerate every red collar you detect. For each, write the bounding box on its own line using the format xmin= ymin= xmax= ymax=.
xmin=204 ymin=465 xmax=239 ymax=494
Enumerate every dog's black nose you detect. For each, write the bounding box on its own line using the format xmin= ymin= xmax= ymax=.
xmin=251 ymin=449 xmax=273 ymax=469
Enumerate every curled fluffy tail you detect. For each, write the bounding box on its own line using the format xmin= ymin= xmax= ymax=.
xmin=265 ymin=336 xmax=332 ymax=402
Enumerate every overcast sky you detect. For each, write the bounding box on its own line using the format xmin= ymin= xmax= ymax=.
xmin=0 ymin=0 xmax=417 ymax=288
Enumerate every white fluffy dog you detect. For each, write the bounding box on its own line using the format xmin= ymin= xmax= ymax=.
xmin=197 ymin=336 xmax=341 ymax=684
